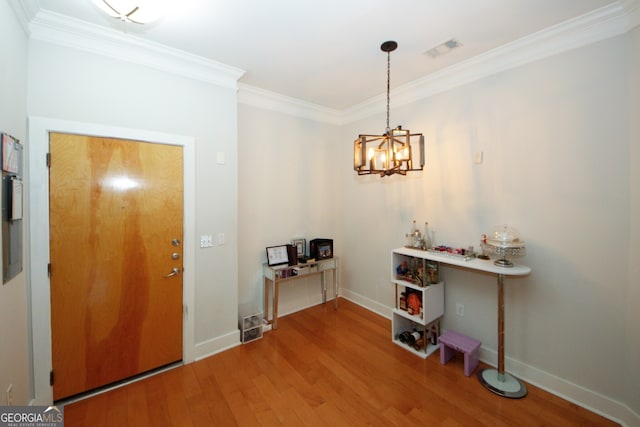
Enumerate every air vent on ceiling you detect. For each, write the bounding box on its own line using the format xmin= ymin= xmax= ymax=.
xmin=424 ymin=38 xmax=462 ymax=58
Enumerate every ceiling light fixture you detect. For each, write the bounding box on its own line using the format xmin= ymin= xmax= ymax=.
xmin=354 ymin=41 xmax=424 ymax=177
xmin=92 ymin=0 xmax=166 ymax=24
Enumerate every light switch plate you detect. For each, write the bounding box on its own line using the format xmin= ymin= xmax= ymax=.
xmin=474 ymin=151 xmax=483 ymax=164
xmin=216 ymin=152 xmax=225 ymax=165
xmin=200 ymin=235 xmax=213 ymax=248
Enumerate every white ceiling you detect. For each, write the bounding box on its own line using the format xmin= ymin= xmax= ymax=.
xmin=21 ymin=0 xmax=624 ymax=109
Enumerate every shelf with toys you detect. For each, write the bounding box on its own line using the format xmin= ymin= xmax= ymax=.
xmin=391 ymin=249 xmax=444 ymax=358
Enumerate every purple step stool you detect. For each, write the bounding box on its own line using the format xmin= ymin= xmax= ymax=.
xmin=438 ymin=330 xmax=481 ymax=377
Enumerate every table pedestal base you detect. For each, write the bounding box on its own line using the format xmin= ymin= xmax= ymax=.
xmin=478 ymin=368 xmax=527 ymax=399
xmin=478 ymin=273 xmax=528 ymax=399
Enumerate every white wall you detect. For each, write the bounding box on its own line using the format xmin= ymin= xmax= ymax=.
xmin=336 ymin=33 xmax=636 ymax=422
xmin=26 ymin=40 xmax=240 ymax=362
xmin=237 ymin=104 xmax=339 ymax=316
xmin=626 ymin=24 xmax=640 ymax=415
xmin=0 ymin=0 xmax=30 ymax=406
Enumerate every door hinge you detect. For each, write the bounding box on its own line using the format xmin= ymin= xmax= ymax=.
xmin=50 ymin=370 xmax=54 ymax=386
xmin=46 ymin=153 xmax=51 ymax=168
xmin=47 ymin=263 xmax=51 ymax=277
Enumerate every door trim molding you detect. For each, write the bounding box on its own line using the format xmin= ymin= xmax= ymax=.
xmin=27 ymin=117 xmax=196 ymax=405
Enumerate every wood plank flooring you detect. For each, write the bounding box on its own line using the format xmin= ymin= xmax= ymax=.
xmin=62 ymin=298 xmax=619 ymax=426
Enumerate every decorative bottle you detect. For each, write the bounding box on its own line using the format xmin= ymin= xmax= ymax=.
xmin=413 ymin=336 xmax=425 ymax=351
xmin=407 ymin=330 xmax=423 ymax=347
xmin=423 ymin=222 xmax=431 ymax=250
xmin=398 ymin=331 xmax=411 ymax=343
xmin=406 ymin=220 xmax=417 ymax=247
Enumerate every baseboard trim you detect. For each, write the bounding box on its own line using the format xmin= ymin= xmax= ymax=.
xmin=339 ymin=289 xmax=392 ymax=320
xmin=476 ymin=347 xmax=638 ymax=427
xmin=194 ymin=330 xmax=241 ymax=361
xmin=341 ymin=288 xmax=639 ymax=427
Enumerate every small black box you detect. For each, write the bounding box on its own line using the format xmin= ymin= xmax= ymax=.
xmin=310 ymin=238 xmax=333 ymax=260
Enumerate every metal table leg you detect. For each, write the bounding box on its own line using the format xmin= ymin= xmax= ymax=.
xmin=477 ymin=273 xmax=528 ymax=398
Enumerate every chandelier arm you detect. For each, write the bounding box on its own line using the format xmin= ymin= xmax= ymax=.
xmin=126 ymin=6 xmax=140 ymax=18
xmin=101 ymin=0 xmax=120 ymax=15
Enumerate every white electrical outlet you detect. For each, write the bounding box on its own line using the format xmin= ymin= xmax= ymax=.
xmin=456 ymin=303 xmax=465 ymax=317
xmin=6 ymin=383 xmax=13 ymax=406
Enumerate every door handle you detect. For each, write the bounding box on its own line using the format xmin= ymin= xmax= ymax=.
xmin=164 ymin=267 xmax=181 ymax=278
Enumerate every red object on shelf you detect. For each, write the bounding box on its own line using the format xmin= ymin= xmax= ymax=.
xmin=407 ymin=292 xmax=421 ymax=315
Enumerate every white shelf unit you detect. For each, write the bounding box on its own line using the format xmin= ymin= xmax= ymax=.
xmin=391 ymin=249 xmax=445 ymax=358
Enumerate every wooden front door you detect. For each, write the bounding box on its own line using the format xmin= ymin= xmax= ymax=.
xmin=49 ymin=133 xmax=184 ymax=401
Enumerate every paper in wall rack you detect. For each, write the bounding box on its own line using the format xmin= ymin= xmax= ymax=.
xmin=2 ymin=133 xmax=21 ymax=174
xmin=1 ymin=132 xmax=24 ymax=283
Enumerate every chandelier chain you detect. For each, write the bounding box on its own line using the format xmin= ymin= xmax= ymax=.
xmin=386 ymin=50 xmax=391 ymax=133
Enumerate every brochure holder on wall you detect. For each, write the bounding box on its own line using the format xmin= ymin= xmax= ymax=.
xmin=2 ymin=132 xmax=24 ymax=283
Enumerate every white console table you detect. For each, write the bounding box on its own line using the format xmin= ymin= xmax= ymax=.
xmin=263 ymin=257 xmax=339 ymax=330
xmin=392 ymin=247 xmax=531 ymax=398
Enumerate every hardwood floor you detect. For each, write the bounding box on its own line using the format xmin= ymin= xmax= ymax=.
xmin=62 ymin=298 xmax=618 ymax=426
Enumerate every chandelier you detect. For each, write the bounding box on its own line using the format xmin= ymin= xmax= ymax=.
xmin=354 ymin=41 xmax=424 ymax=177
xmin=92 ymin=0 xmax=166 ymax=24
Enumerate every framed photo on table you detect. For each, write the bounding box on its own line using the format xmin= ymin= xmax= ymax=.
xmin=266 ymin=245 xmax=289 ymax=266
xmin=291 ymin=238 xmax=306 ymax=257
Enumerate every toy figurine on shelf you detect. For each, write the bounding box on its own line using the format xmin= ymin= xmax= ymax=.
xmin=478 ymin=234 xmax=490 ymax=260
xmin=396 ymin=259 xmax=426 ymax=286
xmin=426 ymin=261 xmax=439 ymax=284
xmin=409 ymin=258 xmax=425 ymax=286
xmin=396 ymin=261 xmax=409 ymax=276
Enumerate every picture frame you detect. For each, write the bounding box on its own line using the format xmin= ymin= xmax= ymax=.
xmin=291 ymin=238 xmax=306 ymax=257
xmin=310 ymin=238 xmax=333 ymax=260
xmin=266 ymin=245 xmax=289 ymax=266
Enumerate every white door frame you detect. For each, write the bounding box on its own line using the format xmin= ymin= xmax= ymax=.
xmin=27 ymin=117 xmax=196 ymax=405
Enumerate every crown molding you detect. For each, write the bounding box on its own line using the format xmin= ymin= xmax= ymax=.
xmin=8 ymin=0 xmax=39 ymax=36
xmin=28 ymin=10 xmax=245 ymax=89
xmin=341 ymin=0 xmax=638 ymax=123
xmin=238 ymin=84 xmax=342 ymax=125
xmin=626 ymin=0 xmax=640 ymax=28
xmin=237 ymin=0 xmax=637 ymax=124
xmin=19 ymin=0 xmax=638 ymax=122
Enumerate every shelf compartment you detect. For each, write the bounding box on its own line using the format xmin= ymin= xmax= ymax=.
xmin=392 ymin=252 xmax=440 ymax=287
xmin=391 ymin=313 xmax=441 ymax=359
xmin=394 ymin=281 xmax=444 ymax=326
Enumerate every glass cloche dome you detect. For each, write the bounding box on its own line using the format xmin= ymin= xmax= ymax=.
xmin=481 ymin=224 xmax=526 ymax=267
